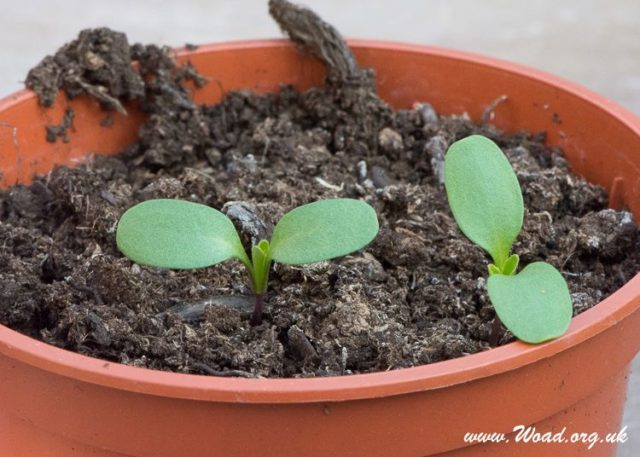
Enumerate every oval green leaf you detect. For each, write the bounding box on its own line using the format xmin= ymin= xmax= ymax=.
xmin=487 ymin=262 xmax=573 ymax=344
xmin=270 ymin=199 xmax=379 ymax=265
xmin=116 ymin=199 xmax=248 ymax=269
xmin=444 ymin=135 xmax=523 ymax=268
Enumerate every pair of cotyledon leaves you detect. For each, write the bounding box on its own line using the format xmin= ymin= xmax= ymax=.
xmin=445 ymin=135 xmax=573 ymax=343
xmin=116 ymin=197 xmax=379 ymax=285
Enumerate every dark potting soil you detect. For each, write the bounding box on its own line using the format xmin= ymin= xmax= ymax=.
xmin=2 ymin=1 xmax=639 ymax=378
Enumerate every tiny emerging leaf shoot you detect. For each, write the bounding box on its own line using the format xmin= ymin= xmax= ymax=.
xmin=487 ymin=262 xmax=572 ymax=343
xmin=501 ymin=253 xmax=520 ymax=276
xmin=444 ymin=135 xmax=524 ymax=269
xmin=270 ymin=198 xmax=379 ymax=264
xmin=251 ymin=240 xmax=272 ymax=294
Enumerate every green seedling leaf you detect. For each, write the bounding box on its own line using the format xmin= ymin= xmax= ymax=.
xmin=487 ymin=262 xmax=572 ymax=343
xmin=488 ymin=264 xmax=501 ymax=276
xmin=116 ymin=199 xmax=249 ymax=269
xmin=255 ymin=239 xmax=270 ymax=257
xmin=270 ymin=198 xmax=379 ymax=264
xmin=501 ymin=253 xmax=520 ymax=276
xmin=445 ymin=135 xmax=524 ymax=269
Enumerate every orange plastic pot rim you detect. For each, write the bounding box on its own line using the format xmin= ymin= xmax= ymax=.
xmin=0 ymin=40 xmax=639 ymax=404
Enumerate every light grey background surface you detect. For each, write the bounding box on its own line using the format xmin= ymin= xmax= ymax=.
xmin=0 ymin=1 xmax=638 ymax=455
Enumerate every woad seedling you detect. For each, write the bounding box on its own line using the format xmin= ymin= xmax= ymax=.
xmin=444 ymin=134 xmax=573 ymax=344
xmin=116 ymin=198 xmax=379 ymax=325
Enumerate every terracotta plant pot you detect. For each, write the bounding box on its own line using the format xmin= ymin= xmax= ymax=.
xmin=1 ymin=40 xmax=639 ymax=457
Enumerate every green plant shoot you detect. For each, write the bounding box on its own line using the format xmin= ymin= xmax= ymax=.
xmin=444 ymin=135 xmax=572 ymax=344
xmin=116 ymin=198 xmax=379 ymax=325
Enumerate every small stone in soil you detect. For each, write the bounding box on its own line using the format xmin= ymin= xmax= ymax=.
xmin=414 ymin=102 xmax=439 ymax=127
xmin=287 ymin=325 xmax=318 ymax=361
xmin=425 ymin=134 xmax=448 ymax=185
xmin=222 ymin=201 xmax=273 ymax=245
xmin=378 ymin=127 xmax=403 ymax=153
